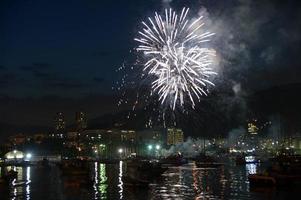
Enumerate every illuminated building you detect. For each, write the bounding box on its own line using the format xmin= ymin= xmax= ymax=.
xmin=292 ymin=136 xmax=301 ymax=154
xmin=33 ymin=133 xmax=48 ymax=144
xmin=134 ymin=129 xmax=163 ymax=156
xmin=54 ymin=112 xmax=65 ymax=131
xmin=81 ymin=129 xmax=105 ymax=141
xmin=5 ymin=150 xmax=24 ymax=160
xmin=75 ymin=111 xmax=87 ymax=130
xmin=248 ymin=122 xmax=259 ymax=135
xmin=9 ymin=134 xmax=26 ymax=145
xmin=66 ymin=131 xmax=79 ymax=140
xmin=167 ymin=128 xmax=184 ymax=145
xmin=136 ymin=129 xmax=162 ymax=144
xmin=120 ymin=130 xmax=136 ymax=156
xmin=120 ymin=130 xmax=136 ymax=142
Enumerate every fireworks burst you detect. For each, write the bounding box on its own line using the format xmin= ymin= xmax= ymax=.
xmin=135 ymin=7 xmax=217 ymax=110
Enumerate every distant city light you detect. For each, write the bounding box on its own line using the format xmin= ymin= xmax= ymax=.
xmin=246 ymin=148 xmax=255 ymax=153
xmin=26 ymin=153 xmax=32 ymax=159
xmin=118 ymin=148 xmax=123 ymax=153
xmin=245 ymin=156 xmax=255 ymax=162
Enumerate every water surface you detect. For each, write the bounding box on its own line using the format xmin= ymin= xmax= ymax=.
xmin=0 ymin=162 xmax=298 ymax=200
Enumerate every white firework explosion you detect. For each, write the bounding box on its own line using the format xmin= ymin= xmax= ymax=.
xmin=135 ymin=7 xmax=217 ymax=110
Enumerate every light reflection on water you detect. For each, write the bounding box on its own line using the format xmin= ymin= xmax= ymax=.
xmin=93 ymin=162 xmax=98 ymax=199
xmin=93 ymin=162 xmax=108 ymax=199
xmin=26 ymin=167 xmax=31 ymax=200
xmin=245 ymin=163 xmax=257 ymax=175
xmin=118 ymin=161 xmax=123 ymax=199
xmin=0 ymin=166 xmax=31 ymax=200
xmin=151 ymin=164 xmax=226 ymax=199
xmin=0 ymin=162 xmax=297 ymax=200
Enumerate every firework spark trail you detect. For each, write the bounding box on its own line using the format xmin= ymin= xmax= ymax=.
xmin=135 ymin=7 xmax=217 ymax=110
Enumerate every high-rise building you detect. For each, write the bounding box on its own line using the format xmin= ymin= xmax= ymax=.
xmin=167 ymin=128 xmax=184 ymax=145
xmin=54 ymin=112 xmax=65 ymax=131
xmin=120 ymin=130 xmax=136 ymax=142
xmin=248 ymin=121 xmax=259 ymax=135
xmin=174 ymin=129 xmax=184 ymax=144
xmin=76 ymin=111 xmax=87 ymax=130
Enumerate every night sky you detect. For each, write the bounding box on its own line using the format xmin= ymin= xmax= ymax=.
xmin=0 ymin=0 xmax=301 ymax=136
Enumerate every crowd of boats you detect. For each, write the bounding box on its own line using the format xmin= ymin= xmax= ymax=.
xmin=1 ymin=152 xmax=300 ymax=190
xmin=248 ymin=155 xmax=301 ymax=187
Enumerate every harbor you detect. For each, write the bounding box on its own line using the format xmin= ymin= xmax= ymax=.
xmin=1 ymin=153 xmax=300 ymax=199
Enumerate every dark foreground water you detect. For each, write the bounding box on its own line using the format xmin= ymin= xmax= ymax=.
xmin=0 ymin=162 xmax=299 ymax=200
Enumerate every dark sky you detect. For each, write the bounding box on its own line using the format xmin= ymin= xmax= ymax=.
xmin=0 ymin=0 xmax=148 ymax=97
xmin=0 ymin=0 xmax=301 ymax=134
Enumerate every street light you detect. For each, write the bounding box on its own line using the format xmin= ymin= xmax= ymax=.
xmin=24 ymin=153 xmax=32 ymax=161
xmin=118 ymin=148 xmax=123 ymax=159
xmin=155 ymin=144 xmax=160 ymax=150
xmin=26 ymin=153 xmax=32 ymax=159
xmin=148 ymin=145 xmax=153 ymax=150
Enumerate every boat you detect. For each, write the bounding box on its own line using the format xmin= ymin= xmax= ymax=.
xmin=0 ymin=169 xmax=18 ymax=183
xmin=37 ymin=158 xmax=50 ymax=168
xmin=98 ymin=158 xmax=119 ymax=164
xmin=194 ymin=154 xmax=224 ymax=168
xmin=127 ymin=158 xmax=167 ymax=176
xmin=123 ymin=158 xmax=167 ymax=186
xmin=249 ymin=157 xmax=301 ymax=187
xmin=236 ymin=154 xmax=260 ymax=165
xmin=159 ymin=153 xmax=188 ymax=166
xmin=249 ymin=172 xmax=301 ymax=187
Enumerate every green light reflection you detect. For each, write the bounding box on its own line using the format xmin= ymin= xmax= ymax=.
xmin=98 ymin=163 xmax=108 ymax=199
